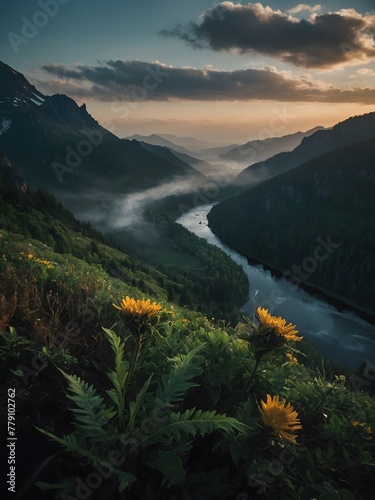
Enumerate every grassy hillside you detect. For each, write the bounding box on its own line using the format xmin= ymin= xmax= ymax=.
xmin=1 ymin=227 xmax=374 ymax=499
xmin=208 ymin=139 xmax=375 ymax=315
xmin=1 ymin=154 xmax=375 ymax=499
xmin=0 ymin=153 xmax=248 ymax=322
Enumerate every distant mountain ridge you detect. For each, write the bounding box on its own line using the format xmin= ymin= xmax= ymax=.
xmin=220 ymin=127 xmax=323 ymax=164
xmin=128 ymin=133 xmax=199 ymax=157
xmin=127 ymin=133 xmax=232 ymax=154
xmin=237 ymin=112 xmax=375 ymax=185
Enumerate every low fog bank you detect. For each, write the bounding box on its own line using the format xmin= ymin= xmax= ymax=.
xmin=54 ymin=163 xmax=266 ymax=246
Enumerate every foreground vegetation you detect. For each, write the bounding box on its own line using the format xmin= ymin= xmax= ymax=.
xmin=1 ymin=226 xmax=374 ymax=498
xmin=1 ymin=156 xmax=374 ymax=499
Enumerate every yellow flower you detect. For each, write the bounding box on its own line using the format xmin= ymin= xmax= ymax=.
xmin=259 ymin=394 xmax=302 ymax=444
xmin=27 ymin=253 xmax=33 ymax=259
xmin=257 ymin=307 xmax=302 ymax=341
xmin=113 ymin=296 xmax=162 ymax=320
xmin=286 ymin=352 xmax=298 ymax=365
xmin=181 ymin=319 xmax=189 ymax=324
xmin=351 ymin=420 xmax=373 ymax=439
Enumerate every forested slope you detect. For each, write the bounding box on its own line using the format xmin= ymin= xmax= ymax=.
xmin=208 ymin=139 xmax=375 ymax=314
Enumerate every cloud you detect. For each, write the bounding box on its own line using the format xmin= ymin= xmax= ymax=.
xmin=36 ymin=60 xmax=375 ymax=104
xmin=349 ymin=67 xmax=375 ymax=78
xmin=356 ymin=68 xmax=375 ymax=76
xmin=162 ymin=2 xmax=375 ymax=69
xmin=287 ymin=4 xmax=321 ymax=15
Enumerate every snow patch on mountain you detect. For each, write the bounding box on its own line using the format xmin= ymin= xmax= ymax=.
xmin=0 ymin=118 xmax=11 ymax=135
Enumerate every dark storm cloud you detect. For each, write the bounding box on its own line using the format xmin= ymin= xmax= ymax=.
xmin=38 ymin=60 xmax=375 ymax=104
xmin=162 ymin=2 xmax=375 ymax=69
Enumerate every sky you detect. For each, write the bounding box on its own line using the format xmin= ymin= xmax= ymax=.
xmin=1 ymin=0 xmax=375 ymax=142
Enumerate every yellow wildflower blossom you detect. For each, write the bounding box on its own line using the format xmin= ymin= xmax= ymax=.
xmin=259 ymin=394 xmax=302 ymax=444
xmin=113 ymin=296 xmax=162 ymax=320
xmin=257 ymin=307 xmax=302 ymax=341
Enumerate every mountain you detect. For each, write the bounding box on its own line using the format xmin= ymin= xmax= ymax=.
xmin=156 ymin=133 xmax=232 ymax=151
xmin=128 ymin=133 xmax=232 ymax=155
xmin=208 ymin=138 xmax=375 ymax=315
xmin=127 ymin=133 xmax=196 ymax=156
xmin=237 ymin=112 xmax=375 ymax=185
xmin=0 ymin=61 xmax=203 ymax=199
xmin=219 ymin=127 xmax=323 ymax=164
xmin=137 ymin=140 xmax=227 ymax=175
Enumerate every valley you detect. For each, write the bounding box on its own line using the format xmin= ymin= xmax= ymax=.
xmin=1 ymin=55 xmax=375 ymax=500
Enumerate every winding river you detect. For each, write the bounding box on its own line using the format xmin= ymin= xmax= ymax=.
xmin=177 ymin=203 xmax=375 ymax=371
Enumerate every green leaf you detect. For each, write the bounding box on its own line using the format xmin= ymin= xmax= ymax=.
xmin=35 ymin=428 xmax=136 ymax=492
xmin=36 ymin=480 xmax=75 ymax=491
xmin=17 ymin=453 xmax=59 ymax=497
xmin=156 ymin=344 xmax=205 ymax=406
xmin=149 ymin=451 xmax=185 ymax=488
xmin=57 ymin=368 xmax=109 ymax=442
xmin=128 ymin=374 xmax=153 ymax=429
xmin=102 ymin=327 xmax=129 ymax=421
xmin=142 ymin=408 xmax=247 ymax=446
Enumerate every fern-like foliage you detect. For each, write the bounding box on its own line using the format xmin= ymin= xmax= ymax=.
xmin=57 ymin=368 xmax=111 ymax=443
xmin=35 ymin=430 xmax=136 ymax=493
xmin=156 ymin=344 xmax=205 ymax=406
xmin=142 ymin=408 xmax=246 ymax=446
xmin=102 ymin=327 xmax=129 ymax=422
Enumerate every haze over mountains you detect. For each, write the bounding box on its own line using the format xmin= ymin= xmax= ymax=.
xmin=0 ymin=61 xmax=205 ymax=200
xmin=128 ymin=133 xmax=231 ymax=155
xmin=208 ymin=133 xmax=375 ymax=315
xmin=1 ymin=57 xmax=375 ymax=315
xmin=218 ymin=127 xmax=324 ymax=165
xmin=0 ymin=59 xmax=334 ymax=222
xmin=238 ymin=112 xmax=375 ymax=186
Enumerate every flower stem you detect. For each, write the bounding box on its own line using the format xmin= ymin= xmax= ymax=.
xmin=242 ymin=356 xmax=262 ymax=395
xmin=124 ymin=333 xmax=141 ymax=398
xmin=232 ymin=356 xmax=262 ymax=408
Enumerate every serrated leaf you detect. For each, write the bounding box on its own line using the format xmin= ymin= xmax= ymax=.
xmin=57 ymin=368 xmax=108 ymax=442
xmin=156 ymin=344 xmax=205 ymax=406
xmin=142 ymin=408 xmax=246 ymax=446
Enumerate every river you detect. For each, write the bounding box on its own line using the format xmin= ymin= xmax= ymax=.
xmin=177 ymin=203 xmax=375 ymax=371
